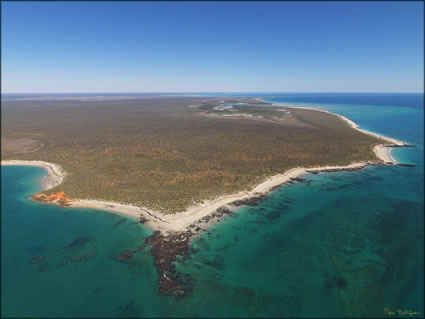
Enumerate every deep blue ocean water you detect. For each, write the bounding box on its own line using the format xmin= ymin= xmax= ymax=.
xmin=1 ymin=93 xmax=423 ymax=317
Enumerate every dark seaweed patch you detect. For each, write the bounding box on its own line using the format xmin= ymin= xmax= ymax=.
xmin=266 ymin=210 xmax=282 ymax=220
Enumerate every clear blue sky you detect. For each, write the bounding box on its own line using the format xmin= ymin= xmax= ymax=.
xmin=2 ymin=1 xmax=423 ymax=93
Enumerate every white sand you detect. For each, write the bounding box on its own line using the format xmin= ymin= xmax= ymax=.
xmin=1 ymin=104 xmax=408 ymax=234
xmin=263 ymin=101 xmax=408 ymax=164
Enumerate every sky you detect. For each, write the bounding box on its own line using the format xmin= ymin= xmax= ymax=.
xmin=1 ymin=1 xmax=424 ymax=93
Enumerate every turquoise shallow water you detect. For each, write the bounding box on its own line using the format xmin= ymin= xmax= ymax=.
xmin=1 ymin=93 xmax=423 ymax=317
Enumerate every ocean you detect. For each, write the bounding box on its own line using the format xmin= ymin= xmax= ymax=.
xmin=1 ymin=93 xmax=423 ymax=317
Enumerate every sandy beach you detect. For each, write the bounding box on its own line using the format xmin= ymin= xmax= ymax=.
xmin=263 ymin=101 xmax=408 ymax=164
xmin=1 ymin=105 xmax=409 ymax=235
xmin=0 ymin=160 xmax=390 ymax=235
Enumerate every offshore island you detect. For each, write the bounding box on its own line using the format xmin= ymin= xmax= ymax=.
xmin=1 ymin=95 xmax=410 ymax=295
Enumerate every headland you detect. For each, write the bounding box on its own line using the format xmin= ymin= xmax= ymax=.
xmin=1 ymin=95 xmax=412 ymax=295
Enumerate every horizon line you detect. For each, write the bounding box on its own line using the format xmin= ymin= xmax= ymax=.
xmin=2 ymin=91 xmax=424 ymax=95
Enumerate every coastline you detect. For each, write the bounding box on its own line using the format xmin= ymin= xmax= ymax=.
xmin=1 ymin=104 xmax=412 ymax=296
xmin=1 ymin=160 xmax=66 ymax=190
xmin=262 ymin=100 xmax=409 ymax=164
xmin=1 ymin=104 xmax=410 ymax=235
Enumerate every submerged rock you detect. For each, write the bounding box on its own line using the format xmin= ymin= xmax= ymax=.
xmin=145 ymin=231 xmax=192 ymax=296
xmin=30 ymin=255 xmax=45 ymax=264
xmin=230 ymin=194 xmax=267 ymax=207
xmin=139 ymin=216 xmax=149 ymax=224
xmin=70 ymin=256 xmax=83 ymax=263
xmin=70 ymin=247 xmax=97 ymax=263
xmin=113 ymin=217 xmax=127 ymax=227
xmin=398 ymin=163 xmax=415 ymax=167
xmin=63 ymin=236 xmax=93 ymax=249
xmin=118 ymin=250 xmax=133 ymax=261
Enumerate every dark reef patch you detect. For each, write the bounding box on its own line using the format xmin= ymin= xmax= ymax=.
xmin=144 ymin=230 xmax=192 ymax=296
xmin=398 ymin=163 xmax=415 ymax=167
xmin=29 ymin=255 xmax=45 ymax=264
xmin=118 ymin=250 xmax=133 ymax=261
xmin=63 ymin=236 xmax=93 ymax=249
xmin=113 ymin=217 xmax=127 ymax=227
xmin=229 ymin=194 xmax=267 ymax=207
xmin=140 ymin=198 xmax=272 ymax=296
xmin=266 ymin=210 xmax=283 ymax=220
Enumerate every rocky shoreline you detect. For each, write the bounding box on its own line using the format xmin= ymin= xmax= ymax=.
xmin=21 ymin=156 xmax=415 ymax=296
xmin=140 ymin=193 xmax=272 ymax=296
xmin=3 ymin=103 xmax=415 ymax=297
xmin=9 ymin=152 xmax=415 ymax=297
xmin=140 ymin=158 xmax=417 ymax=296
xmin=30 ymin=192 xmax=72 ymax=207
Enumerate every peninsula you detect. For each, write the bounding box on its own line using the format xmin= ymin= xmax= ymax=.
xmin=1 ymin=95 xmax=409 ymax=295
